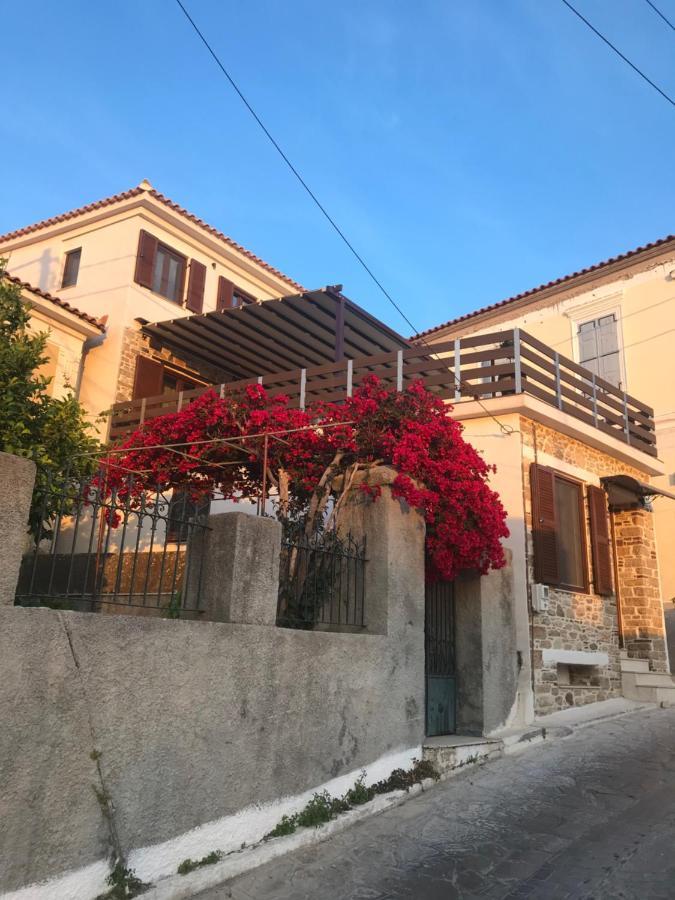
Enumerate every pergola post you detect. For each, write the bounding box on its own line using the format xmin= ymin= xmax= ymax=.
xmin=334 ymin=295 xmax=345 ymax=361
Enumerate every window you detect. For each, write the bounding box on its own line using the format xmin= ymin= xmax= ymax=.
xmin=554 ymin=477 xmax=586 ymax=591
xmin=167 ymin=490 xmax=210 ymax=543
xmin=152 ymin=244 xmax=186 ymax=304
xmin=61 ymin=248 xmax=81 ymax=288
xmin=217 ymin=276 xmax=254 ymax=311
xmin=134 ymin=230 xmax=194 ymax=307
xmin=577 ymin=314 xmax=621 ymax=387
xmin=531 ymin=466 xmax=612 ymax=596
xmin=531 ymin=464 xmax=589 ymax=593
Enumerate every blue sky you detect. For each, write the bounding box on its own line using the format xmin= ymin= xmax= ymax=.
xmin=2 ymin=0 xmax=674 ymax=335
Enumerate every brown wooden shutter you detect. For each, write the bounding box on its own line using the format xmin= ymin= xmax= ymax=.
xmin=531 ymin=463 xmax=559 ymax=585
xmin=132 ymin=355 xmax=164 ymax=400
xmin=134 ymin=230 xmax=158 ymax=289
xmin=216 ymin=275 xmax=234 ymax=312
xmin=588 ymin=485 xmax=613 ymax=595
xmin=186 ymin=259 xmax=206 ymax=313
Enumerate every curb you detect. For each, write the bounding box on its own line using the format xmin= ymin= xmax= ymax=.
xmin=141 ymin=701 xmax=657 ymax=899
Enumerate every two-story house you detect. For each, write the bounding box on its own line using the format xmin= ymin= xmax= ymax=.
xmin=419 ymin=235 xmax=675 ymax=672
xmin=0 ymin=180 xmax=303 ymax=431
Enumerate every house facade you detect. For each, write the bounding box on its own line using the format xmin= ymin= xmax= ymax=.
xmin=420 ymin=236 xmax=675 ymax=673
xmin=0 ymin=181 xmax=303 ymax=433
xmin=4 ymin=273 xmax=105 ymax=400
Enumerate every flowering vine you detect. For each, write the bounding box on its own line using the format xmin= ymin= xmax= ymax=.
xmin=99 ymin=377 xmax=509 ymax=581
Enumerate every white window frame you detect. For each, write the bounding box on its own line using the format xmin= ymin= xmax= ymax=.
xmin=566 ymin=294 xmax=627 ymax=390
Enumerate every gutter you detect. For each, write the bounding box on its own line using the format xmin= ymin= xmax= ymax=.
xmin=75 ymin=319 xmax=108 ymax=399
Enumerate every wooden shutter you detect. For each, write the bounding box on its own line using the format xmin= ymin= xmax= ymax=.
xmin=186 ymin=259 xmax=206 ymax=313
xmin=216 ymin=275 xmax=234 ymax=312
xmin=134 ymin=230 xmax=158 ymax=289
xmin=588 ymin=485 xmax=613 ymax=595
xmin=132 ymin=355 xmax=164 ymax=400
xmin=531 ymin=464 xmax=559 ymax=585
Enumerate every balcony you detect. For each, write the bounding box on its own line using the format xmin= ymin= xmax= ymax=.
xmin=108 ymin=328 xmax=657 ymax=458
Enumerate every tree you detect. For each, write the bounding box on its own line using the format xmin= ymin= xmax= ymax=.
xmin=0 ymin=265 xmax=101 ymax=535
xmin=99 ymin=377 xmax=509 ymax=581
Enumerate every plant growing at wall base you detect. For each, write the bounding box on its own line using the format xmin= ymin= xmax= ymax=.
xmin=99 ymin=378 xmax=508 ymax=582
xmin=95 ymin=862 xmax=149 ymax=899
xmin=264 ymin=759 xmax=439 ymax=840
xmin=177 ymin=850 xmax=223 ymax=875
xmin=0 ymin=263 xmax=101 ymax=537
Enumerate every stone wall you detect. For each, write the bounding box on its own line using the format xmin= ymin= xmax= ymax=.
xmin=613 ymin=508 xmax=668 ymax=671
xmin=115 ymin=324 xmax=219 ymax=403
xmin=0 ymin=469 xmax=426 ymax=898
xmin=520 ymin=418 xmax=662 ymax=714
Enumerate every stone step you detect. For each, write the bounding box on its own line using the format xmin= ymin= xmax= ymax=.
xmin=422 ymin=736 xmax=503 ymax=774
xmin=622 ymin=672 xmax=675 ymax=688
xmin=619 ymin=658 xmax=651 ymax=674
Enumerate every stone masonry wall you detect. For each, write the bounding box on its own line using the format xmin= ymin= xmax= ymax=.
xmin=115 ymin=324 xmax=220 ymax=403
xmin=520 ymin=418 xmax=663 ymax=714
xmin=613 ymin=508 xmax=668 ymax=671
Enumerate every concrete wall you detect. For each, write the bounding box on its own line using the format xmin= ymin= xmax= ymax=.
xmin=0 ymin=479 xmax=426 ymax=898
xmin=455 ymin=551 xmax=520 ymax=736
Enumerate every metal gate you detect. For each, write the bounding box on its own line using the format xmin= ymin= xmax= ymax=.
xmin=425 ymin=579 xmax=456 ymax=736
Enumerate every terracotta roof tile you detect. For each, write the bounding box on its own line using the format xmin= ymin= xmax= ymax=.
xmin=0 ymin=184 xmax=304 ymax=292
xmin=4 ymin=273 xmax=106 ymax=332
xmin=415 ymin=234 xmax=675 ymax=339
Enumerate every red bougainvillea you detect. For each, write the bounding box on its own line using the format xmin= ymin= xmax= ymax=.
xmin=99 ymin=378 xmax=509 ymax=581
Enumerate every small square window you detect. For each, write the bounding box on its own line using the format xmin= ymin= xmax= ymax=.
xmin=61 ymin=248 xmax=81 ymax=288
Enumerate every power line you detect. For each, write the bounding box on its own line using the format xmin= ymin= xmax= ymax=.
xmin=643 ymin=0 xmax=675 ymax=32
xmin=560 ymin=0 xmax=675 ymax=108
xmin=172 ymin=0 xmax=419 ymax=340
xmin=172 ymin=0 xmax=515 ymax=435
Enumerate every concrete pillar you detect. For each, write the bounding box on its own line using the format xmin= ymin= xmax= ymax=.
xmin=187 ymin=511 xmax=281 ymax=624
xmin=0 ymin=452 xmax=36 ymax=606
xmin=454 ymin=550 xmax=519 ymax=736
xmin=337 ymin=466 xmax=426 ymax=638
xmin=613 ymin=508 xmax=669 ymax=672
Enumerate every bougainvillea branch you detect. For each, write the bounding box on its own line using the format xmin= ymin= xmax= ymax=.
xmin=98 ymin=377 xmax=509 ymax=581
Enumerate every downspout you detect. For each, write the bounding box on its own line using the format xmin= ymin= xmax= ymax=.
xmin=75 ymin=320 xmax=107 ymax=400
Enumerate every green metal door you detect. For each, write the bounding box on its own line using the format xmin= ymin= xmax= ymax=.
xmin=425 ymin=579 xmax=456 ymax=736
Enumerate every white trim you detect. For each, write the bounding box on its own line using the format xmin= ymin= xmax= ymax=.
xmin=542 ymin=649 xmax=609 ymax=667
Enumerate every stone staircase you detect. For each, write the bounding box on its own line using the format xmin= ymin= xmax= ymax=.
xmin=620 ymin=651 xmax=675 ymax=705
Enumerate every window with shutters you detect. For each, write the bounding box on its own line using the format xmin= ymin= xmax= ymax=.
xmin=531 ymin=464 xmax=590 ymax=594
xmin=577 ymin=313 xmax=622 ymax=387
xmin=61 ymin=248 xmax=82 ymax=288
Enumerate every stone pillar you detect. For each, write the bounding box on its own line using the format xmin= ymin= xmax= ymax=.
xmin=187 ymin=511 xmax=281 ymax=624
xmin=337 ymin=466 xmax=426 ymax=639
xmin=613 ymin=508 xmax=668 ymax=672
xmin=0 ymin=452 xmax=36 ymax=606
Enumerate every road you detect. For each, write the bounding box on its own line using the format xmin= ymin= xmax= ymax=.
xmin=197 ymin=706 xmax=675 ymax=899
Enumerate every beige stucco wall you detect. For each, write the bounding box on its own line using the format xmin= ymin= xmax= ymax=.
xmin=0 ymin=192 xmax=299 ymax=434
xmin=27 ymin=305 xmax=88 ymax=400
xmin=431 ymin=248 xmax=675 ymax=606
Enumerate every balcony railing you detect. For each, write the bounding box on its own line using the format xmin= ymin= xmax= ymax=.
xmin=108 ymin=329 xmax=657 ymax=457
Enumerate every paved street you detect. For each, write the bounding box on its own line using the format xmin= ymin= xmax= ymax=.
xmin=197 ymin=706 xmax=675 ymax=899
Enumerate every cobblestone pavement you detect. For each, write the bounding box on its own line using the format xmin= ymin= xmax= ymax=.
xmin=197 ymin=706 xmax=675 ymax=899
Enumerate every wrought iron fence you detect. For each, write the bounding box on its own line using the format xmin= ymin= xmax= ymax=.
xmin=15 ymin=472 xmax=210 ymax=617
xmin=276 ymin=527 xmax=367 ymax=629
